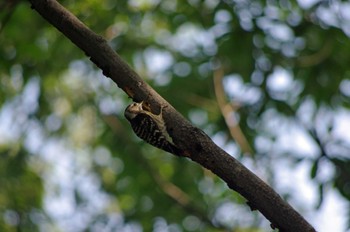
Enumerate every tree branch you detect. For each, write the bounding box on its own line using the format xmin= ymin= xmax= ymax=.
xmin=102 ymin=114 xmax=228 ymax=231
xmin=28 ymin=1 xmax=316 ymax=231
xmin=213 ymin=67 xmax=254 ymax=156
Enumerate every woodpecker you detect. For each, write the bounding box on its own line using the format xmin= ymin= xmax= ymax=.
xmin=124 ymin=101 xmax=182 ymax=156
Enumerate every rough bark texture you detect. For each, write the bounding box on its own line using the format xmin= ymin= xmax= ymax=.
xmin=28 ymin=1 xmax=316 ymax=231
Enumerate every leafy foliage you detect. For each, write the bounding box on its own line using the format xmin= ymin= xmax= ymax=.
xmin=1 ymin=0 xmax=350 ymax=231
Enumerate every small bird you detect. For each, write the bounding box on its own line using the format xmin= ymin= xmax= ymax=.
xmin=124 ymin=101 xmax=182 ymax=156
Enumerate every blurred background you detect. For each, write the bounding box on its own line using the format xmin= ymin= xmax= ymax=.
xmin=1 ymin=0 xmax=350 ymax=231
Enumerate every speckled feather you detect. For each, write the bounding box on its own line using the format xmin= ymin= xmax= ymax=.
xmin=125 ymin=102 xmax=182 ymax=156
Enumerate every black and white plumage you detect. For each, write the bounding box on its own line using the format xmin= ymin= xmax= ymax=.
xmin=124 ymin=102 xmax=182 ymax=156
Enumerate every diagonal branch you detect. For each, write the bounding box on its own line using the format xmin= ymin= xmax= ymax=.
xmin=103 ymin=114 xmax=228 ymax=231
xmin=213 ymin=67 xmax=254 ymax=156
xmin=28 ymin=1 xmax=316 ymax=231
xmin=0 ymin=0 xmax=20 ymax=34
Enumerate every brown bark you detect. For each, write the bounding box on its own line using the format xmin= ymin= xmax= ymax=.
xmin=28 ymin=1 xmax=316 ymax=231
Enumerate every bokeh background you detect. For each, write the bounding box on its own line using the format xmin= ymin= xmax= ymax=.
xmin=1 ymin=0 xmax=350 ymax=231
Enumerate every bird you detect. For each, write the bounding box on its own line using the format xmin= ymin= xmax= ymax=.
xmin=124 ymin=101 xmax=182 ymax=156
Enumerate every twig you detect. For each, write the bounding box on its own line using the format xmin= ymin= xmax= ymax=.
xmin=213 ymin=67 xmax=254 ymax=156
xmin=0 ymin=0 xmax=19 ymax=34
